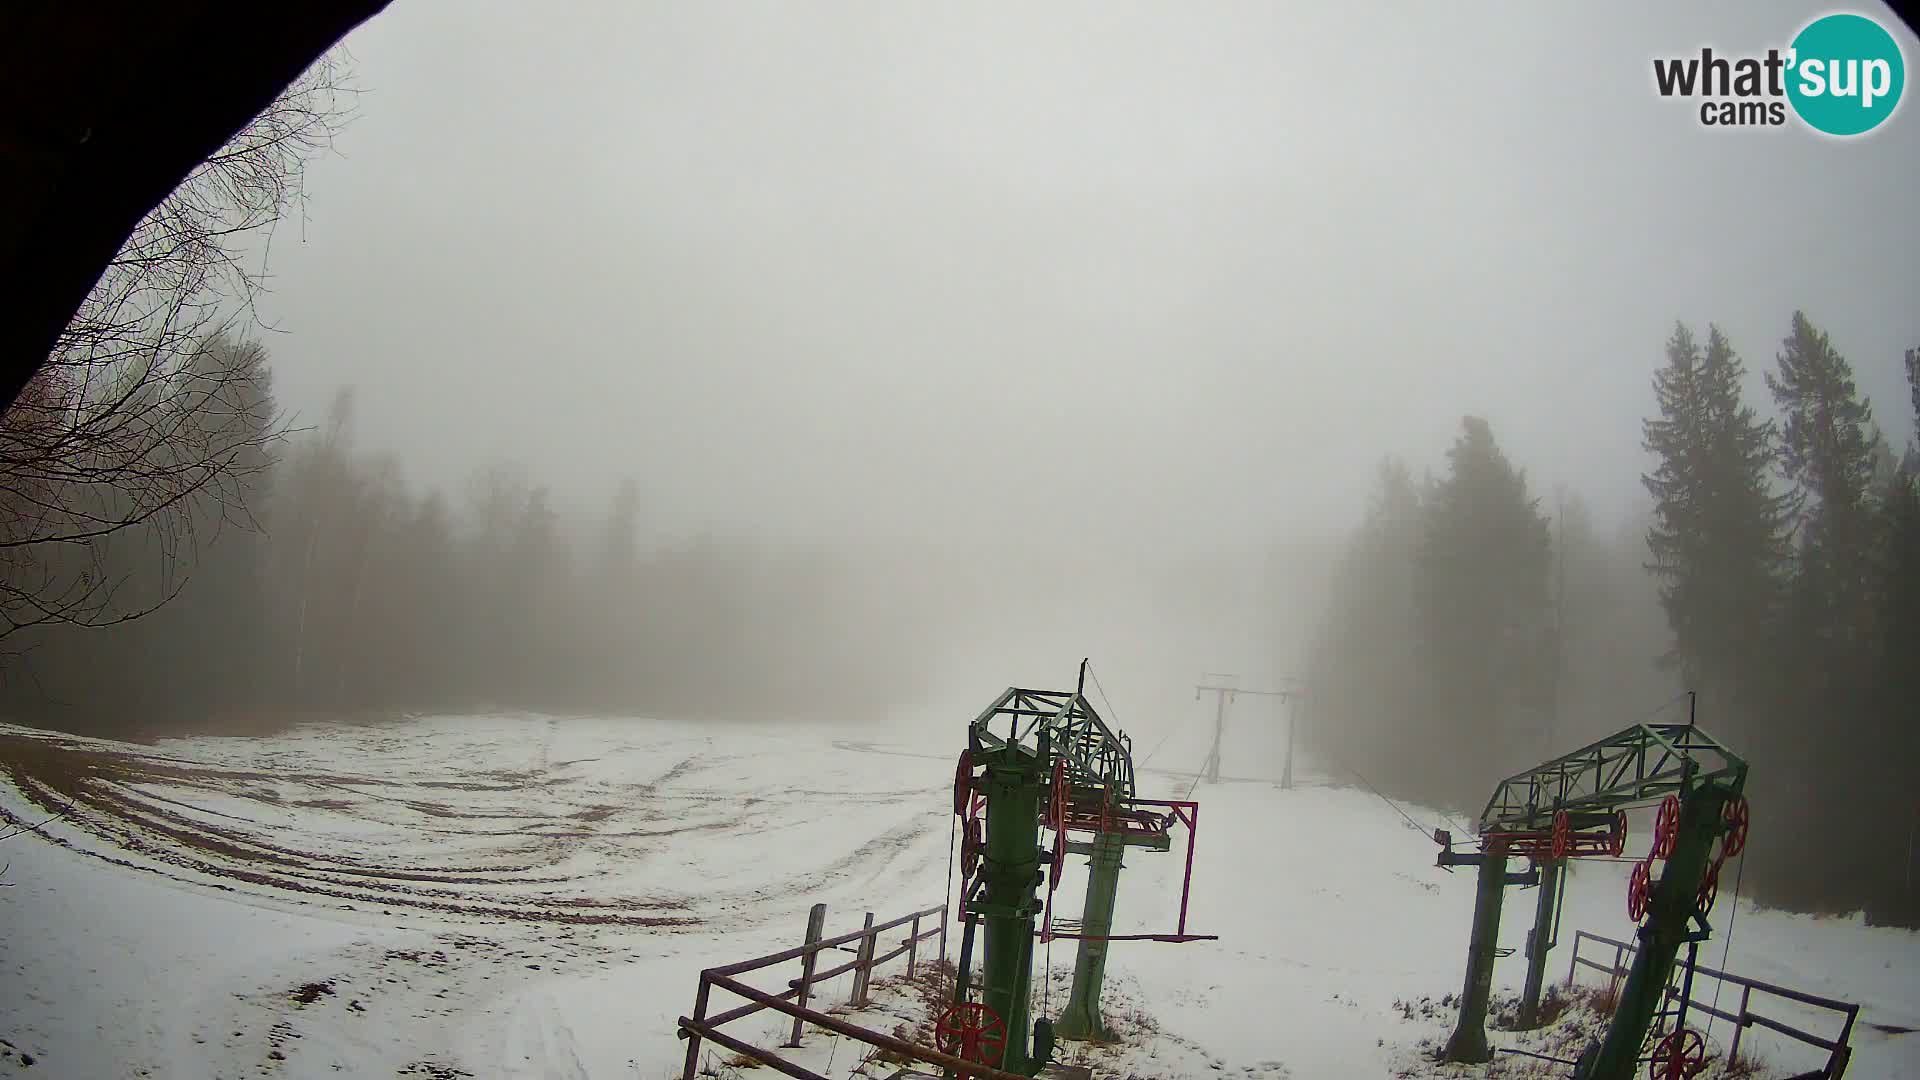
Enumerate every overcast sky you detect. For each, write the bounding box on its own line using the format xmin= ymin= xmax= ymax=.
xmin=245 ymin=2 xmax=1920 ymax=705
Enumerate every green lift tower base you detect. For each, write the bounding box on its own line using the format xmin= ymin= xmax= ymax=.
xmin=1429 ymin=715 xmax=1749 ymax=1080
xmin=947 ymin=665 xmax=1215 ymax=1076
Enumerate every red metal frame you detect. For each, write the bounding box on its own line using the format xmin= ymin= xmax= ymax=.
xmin=1482 ymin=822 xmax=1623 ymax=861
xmin=1040 ymin=798 xmax=1218 ymax=944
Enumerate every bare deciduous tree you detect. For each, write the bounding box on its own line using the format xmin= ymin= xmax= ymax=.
xmin=0 ymin=54 xmax=354 ymax=646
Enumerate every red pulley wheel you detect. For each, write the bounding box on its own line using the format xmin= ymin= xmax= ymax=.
xmin=1627 ymin=858 xmax=1653 ymax=923
xmin=960 ymin=817 xmax=983 ymax=879
xmin=1610 ymin=810 xmax=1628 ymax=858
xmin=1551 ymin=809 xmax=1571 ymax=860
xmin=1648 ymin=1027 xmax=1706 ymax=1080
xmin=953 ymin=749 xmax=973 ymax=817
xmin=1696 ymin=855 xmax=1722 ymax=917
xmin=935 ymin=1001 xmax=1008 ymax=1066
xmin=1049 ymin=756 xmax=1069 ymax=830
xmin=1722 ymin=796 xmax=1749 ymax=859
xmin=1050 ymin=838 xmax=1067 ymax=891
xmin=1653 ymin=794 xmax=1681 ymax=859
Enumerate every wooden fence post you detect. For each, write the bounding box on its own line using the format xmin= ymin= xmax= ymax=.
xmin=851 ymin=911 xmax=876 ymax=1006
xmin=784 ymin=903 xmax=828 ymax=1048
xmin=908 ymin=913 xmax=921 ymax=979
xmin=681 ymin=978 xmax=712 ymax=1080
xmin=1729 ymin=984 xmax=1752 ymax=1064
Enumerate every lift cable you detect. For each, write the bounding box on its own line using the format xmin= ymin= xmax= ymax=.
xmin=1704 ymin=839 xmax=1750 ymax=1051
xmin=1084 ymin=661 xmax=1121 ymax=732
xmin=1181 ymin=749 xmax=1208 ymax=801
xmin=1137 ymin=723 xmax=1179 ymax=770
xmin=1338 ymin=760 xmax=1435 ymax=837
xmin=1634 ymin=689 xmax=1693 ymax=724
xmin=1043 ymin=910 xmax=1055 ymax=1013
xmin=944 ymin=805 xmax=957 ymax=971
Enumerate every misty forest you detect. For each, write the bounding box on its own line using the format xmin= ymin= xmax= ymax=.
xmin=9 ymin=285 xmax=1918 ymax=932
xmin=10 ymin=5 xmax=1920 ymax=1079
xmin=0 ymin=2 xmax=1912 ymax=983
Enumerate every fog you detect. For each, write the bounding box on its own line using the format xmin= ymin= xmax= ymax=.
xmin=221 ymin=1 xmax=1920 ymax=750
xmin=269 ymin=3 xmax=1916 ymax=506
xmin=53 ymin=8 xmax=1920 ymax=724
xmin=0 ymin=0 xmax=1912 ymax=914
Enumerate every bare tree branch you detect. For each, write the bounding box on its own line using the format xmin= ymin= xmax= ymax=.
xmin=0 ymin=54 xmax=355 ymax=647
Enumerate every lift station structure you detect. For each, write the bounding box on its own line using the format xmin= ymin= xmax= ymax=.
xmin=1433 ymin=716 xmax=1749 ymax=1080
xmin=942 ymin=662 xmax=1215 ymax=1076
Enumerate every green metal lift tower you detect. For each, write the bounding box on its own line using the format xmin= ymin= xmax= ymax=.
xmin=1432 ymin=717 xmax=1749 ymax=1080
xmin=942 ymin=664 xmax=1214 ymax=1076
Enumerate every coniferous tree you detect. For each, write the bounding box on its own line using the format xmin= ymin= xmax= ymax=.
xmin=591 ymin=478 xmax=643 ymax=706
xmin=1414 ymin=417 xmax=1552 ymax=806
xmin=1641 ymin=323 xmax=1794 ymax=741
xmin=1302 ymin=458 xmax=1427 ymax=793
xmin=1768 ymin=312 xmax=1879 ymax=658
xmin=1863 ymin=353 xmax=1920 ymax=925
xmin=1762 ymin=312 xmax=1881 ymax=909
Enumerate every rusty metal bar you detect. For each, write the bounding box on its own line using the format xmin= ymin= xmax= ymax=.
xmin=1576 ymin=927 xmax=1864 ymax=1073
xmin=679 ymin=1016 xmax=832 ymax=1080
xmin=1834 ymin=998 xmax=1859 ymax=1079
xmin=1746 ymin=1011 xmax=1844 ymax=1053
xmin=1659 ymin=984 xmax=1740 ymax=1027
xmin=1730 ymin=984 xmax=1753 ymax=1063
xmin=1036 ymin=932 xmax=1219 ymax=942
xmin=1579 ymin=931 xmax=1859 ymax=1014
xmin=707 ymin=972 xmax=1029 ymax=1080
xmin=1179 ymin=802 xmax=1197 ymax=936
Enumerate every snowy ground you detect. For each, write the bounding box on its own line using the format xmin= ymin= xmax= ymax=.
xmin=0 ymin=713 xmax=1914 ymax=1079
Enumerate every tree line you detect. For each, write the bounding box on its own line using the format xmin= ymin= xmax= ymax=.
xmin=0 ymin=349 xmax=930 ymax=734
xmin=1302 ymin=311 xmax=1920 ymax=926
xmin=0 ymin=55 xmax=930 ymax=735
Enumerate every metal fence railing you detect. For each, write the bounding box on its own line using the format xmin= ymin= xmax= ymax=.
xmin=677 ymin=900 xmax=1031 ymax=1080
xmin=1567 ymin=929 xmax=1860 ymax=1079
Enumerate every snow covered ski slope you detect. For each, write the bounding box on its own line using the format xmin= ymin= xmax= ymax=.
xmin=0 ymin=714 xmax=1914 ymax=1078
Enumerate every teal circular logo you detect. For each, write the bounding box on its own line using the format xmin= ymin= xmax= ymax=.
xmin=1786 ymin=13 xmax=1906 ymax=136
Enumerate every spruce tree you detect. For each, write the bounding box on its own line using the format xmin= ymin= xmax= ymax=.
xmin=1763 ymin=312 xmax=1881 ymax=909
xmin=1303 ymin=457 xmax=1426 ymax=796
xmin=1767 ymin=311 xmax=1878 ymax=654
xmin=1864 ymin=352 xmax=1920 ymax=925
xmin=1415 ymin=417 xmax=1551 ymax=804
xmin=1641 ymin=323 xmax=1793 ymax=734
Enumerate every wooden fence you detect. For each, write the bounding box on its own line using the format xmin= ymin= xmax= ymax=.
xmin=676 ymin=901 xmax=1027 ymax=1080
xmin=1567 ymin=929 xmax=1859 ymax=1078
